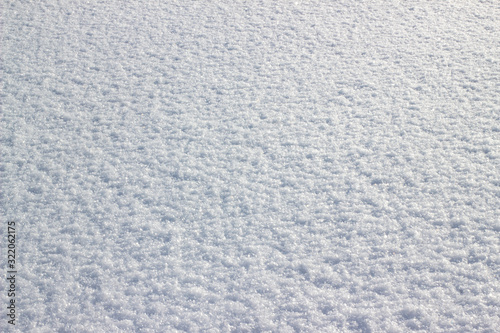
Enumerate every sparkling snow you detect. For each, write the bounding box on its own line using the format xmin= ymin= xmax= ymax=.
xmin=1 ymin=0 xmax=499 ymax=332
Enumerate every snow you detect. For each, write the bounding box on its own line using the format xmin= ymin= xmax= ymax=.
xmin=1 ymin=0 xmax=499 ymax=331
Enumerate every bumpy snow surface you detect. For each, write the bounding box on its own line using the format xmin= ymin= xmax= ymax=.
xmin=1 ymin=1 xmax=499 ymax=332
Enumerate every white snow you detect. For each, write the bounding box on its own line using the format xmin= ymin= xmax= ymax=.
xmin=1 ymin=0 xmax=499 ymax=332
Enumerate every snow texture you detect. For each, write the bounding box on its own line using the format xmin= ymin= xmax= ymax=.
xmin=1 ymin=0 xmax=499 ymax=332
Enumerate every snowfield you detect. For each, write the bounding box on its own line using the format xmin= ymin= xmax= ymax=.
xmin=1 ymin=0 xmax=499 ymax=332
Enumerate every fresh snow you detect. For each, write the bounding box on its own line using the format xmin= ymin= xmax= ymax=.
xmin=1 ymin=0 xmax=499 ymax=332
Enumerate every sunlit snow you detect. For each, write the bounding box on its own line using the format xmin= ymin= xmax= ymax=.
xmin=1 ymin=0 xmax=499 ymax=332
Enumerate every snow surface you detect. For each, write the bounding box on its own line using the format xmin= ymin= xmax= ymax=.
xmin=1 ymin=0 xmax=499 ymax=332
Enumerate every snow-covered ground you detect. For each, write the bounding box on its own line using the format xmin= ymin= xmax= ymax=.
xmin=1 ymin=0 xmax=499 ymax=331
